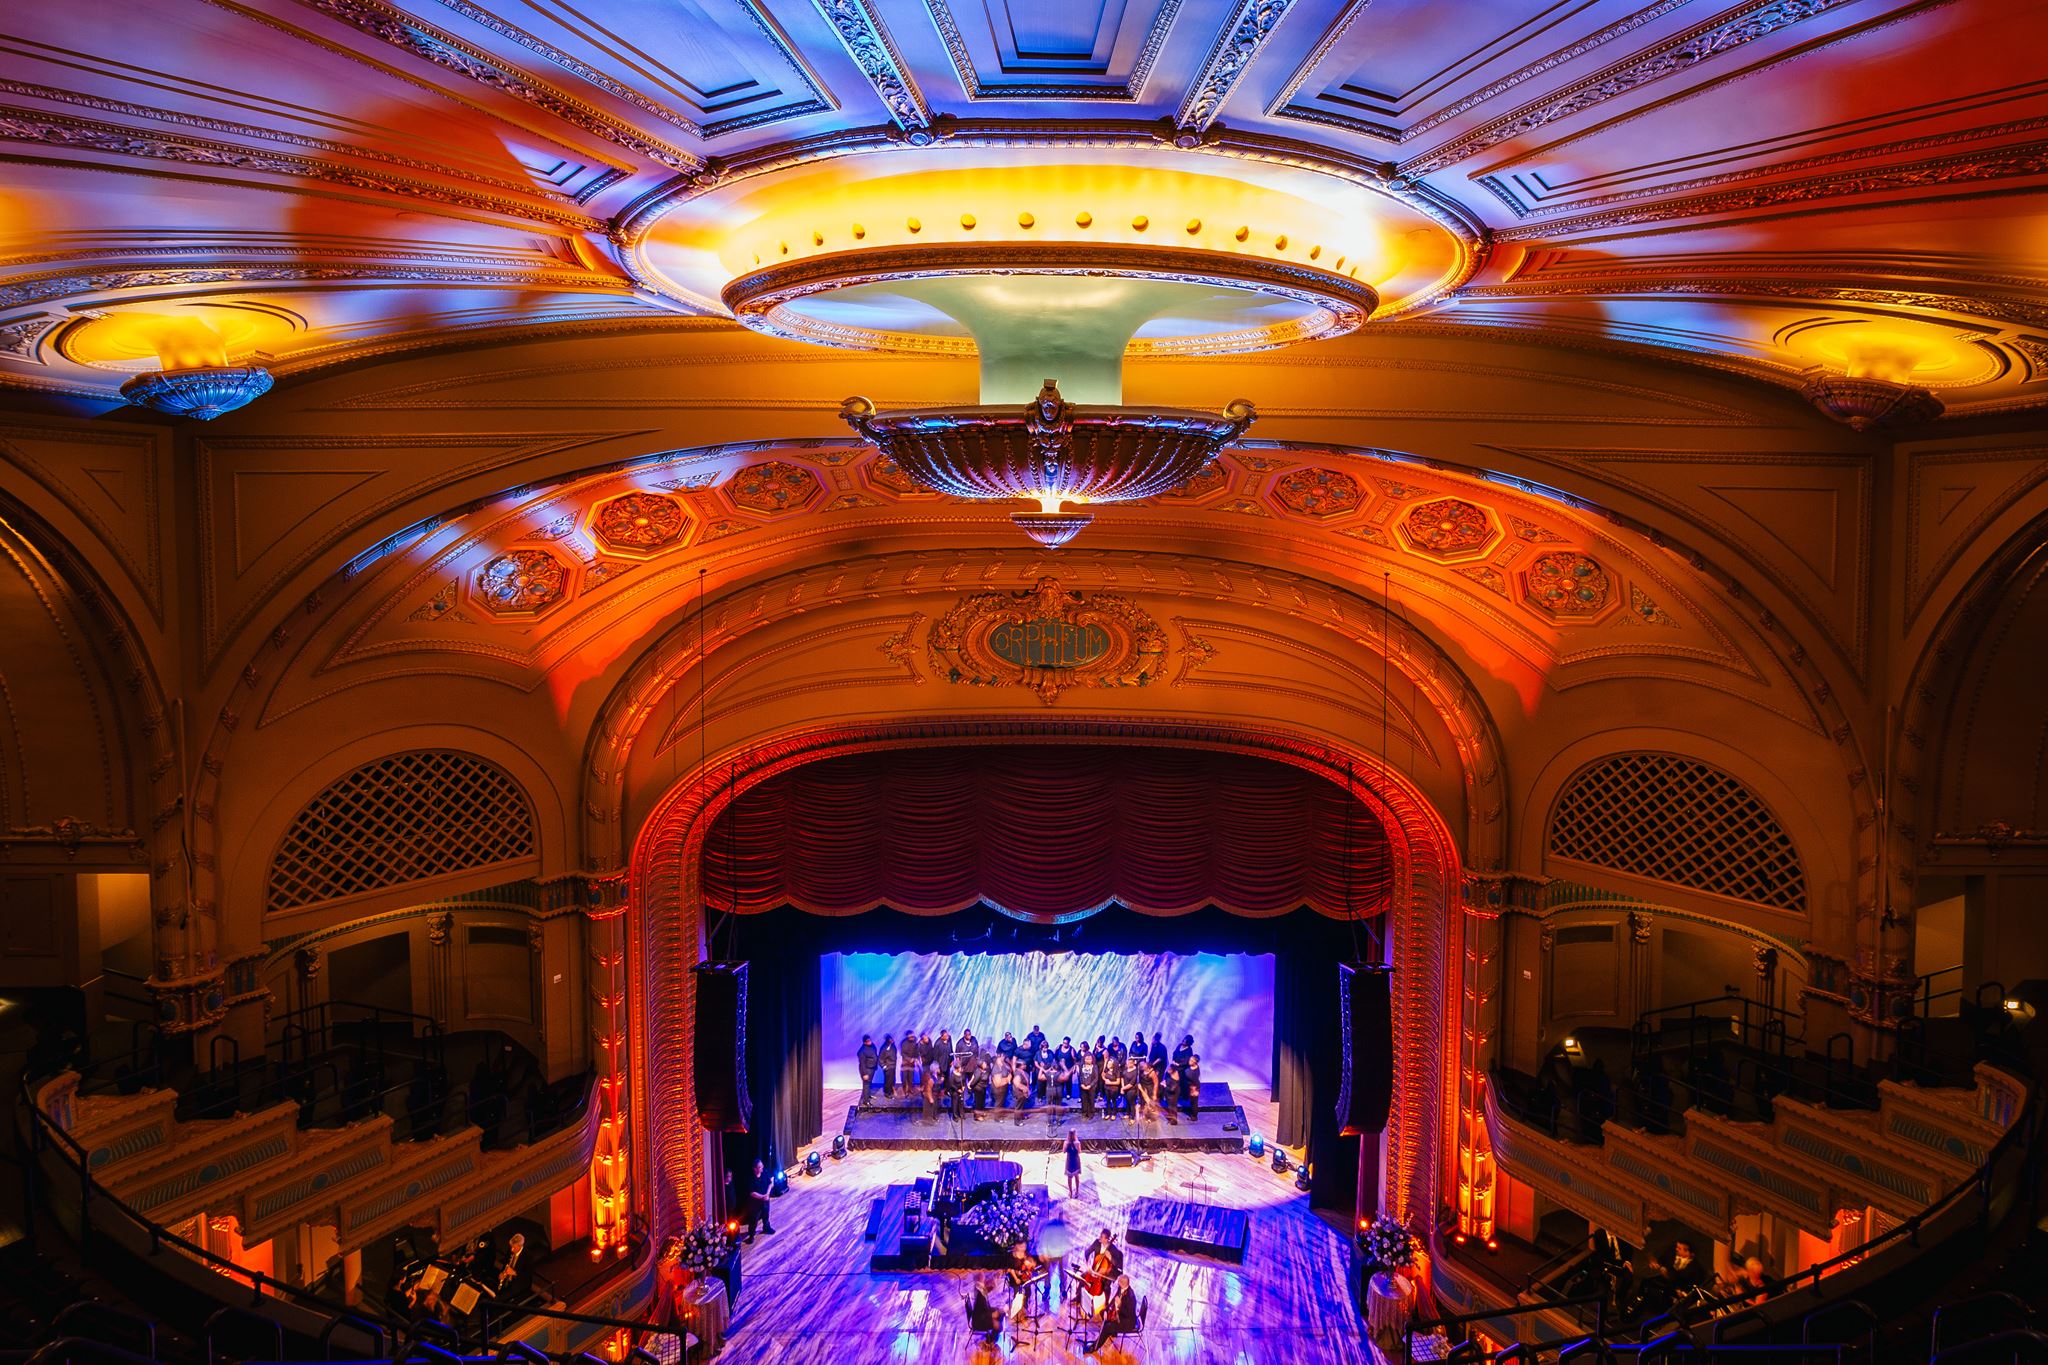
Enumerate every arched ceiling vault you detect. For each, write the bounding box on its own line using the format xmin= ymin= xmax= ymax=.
xmin=0 ymin=0 xmax=2044 ymax=416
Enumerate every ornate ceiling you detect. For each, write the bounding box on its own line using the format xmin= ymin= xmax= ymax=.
xmin=1 ymin=0 xmax=2044 ymax=415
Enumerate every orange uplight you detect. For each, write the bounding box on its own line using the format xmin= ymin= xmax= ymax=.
xmin=726 ymin=1220 xmax=739 ymax=1235
xmin=65 ymin=308 xmax=293 ymax=372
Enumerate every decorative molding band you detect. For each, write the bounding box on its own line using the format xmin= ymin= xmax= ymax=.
xmin=1459 ymin=276 xmax=2048 ymax=334
xmin=0 ymin=77 xmax=626 ymax=205
xmin=1491 ymin=137 xmax=2048 ymax=241
xmin=0 ymin=106 xmax=604 ymax=232
xmin=1178 ymin=0 xmax=1296 ymax=134
xmin=0 ymin=261 xmax=628 ymax=317
xmin=813 ymin=0 xmax=929 ymax=131
xmin=1479 ymin=113 xmax=2048 ymax=221
xmin=1269 ymin=0 xmax=1690 ymax=145
xmin=421 ymin=0 xmax=829 ymax=139
xmin=1398 ymin=0 xmax=1863 ymax=177
xmin=289 ymin=0 xmax=706 ymax=170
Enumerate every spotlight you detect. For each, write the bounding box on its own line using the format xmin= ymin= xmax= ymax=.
xmin=1358 ymin=1218 xmax=1370 ymax=1232
xmin=1294 ymin=1164 xmax=1311 ymax=1193
xmin=725 ymin=1220 xmax=739 ymax=1235
xmin=1485 ymin=1238 xmax=1500 ymax=1253
xmin=1271 ymin=1149 xmax=1291 ymax=1174
xmin=770 ymin=1168 xmax=791 ymax=1196
xmin=831 ymin=1134 xmax=849 ymax=1160
xmin=1248 ymin=1134 xmax=1265 ymax=1158
xmin=1453 ymin=1232 xmax=1468 ymax=1246
xmin=803 ymin=1150 xmax=823 ymax=1176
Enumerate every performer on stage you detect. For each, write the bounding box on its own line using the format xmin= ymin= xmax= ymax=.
xmin=936 ymin=1027 xmax=953 ymax=1063
xmin=998 ymin=1030 xmax=1018 ymax=1060
xmin=856 ymin=1034 xmax=878 ymax=1109
xmin=1120 ymin=1055 xmax=1143 ymax=1119
xmin=1087 ymin=1274 xmax=1139 ymax=1357
xmin=1137 ymin=1058 xmax=1160 ymax=1122
xmin=991 ymin=1050 xmax=1013 ymax=1110
xmin=1077 ymin=1045 xmax=1099 ymax=1118
xmin=945 ymin=1053 xmax=967 ymax=1116
xmin=920 ymin=1053 xmax=938 ymax=1122
xmin=1064 ymin=1128 xmax=1083 ymax=1197
xmin=917 ymin=1031 xmax=935 ymax=1084
xmin=1052 ymin=1047 xmax=1075 ymax=1104
xmin=1173 ymin=1033 xmax=1194 ymax=1070
xmin=1100 ymin=1047 xmax=1124 ymax=1116
xmin=1025 ymin=1024 xmax=1047 ymax=1059
xmin=1148 ymin=1031 xmax=1168 ymax=1072
xmin=1181 ymin=1053 xmax=1202 ymax=1115
xmin=878 ymin=1033 xmax=897 ymax=1098
xmin=958 ymin=1028 xmax=979 ymax=1059
xmin=968 ymin=1052 xmax=991 ymax=1115
xmin=1055 ymin=1036 xmax=1077 ymax=1091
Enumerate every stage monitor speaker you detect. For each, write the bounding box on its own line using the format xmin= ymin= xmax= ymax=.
xmin=1104 ymin=1150 xmax=1137 ymax=1168
xmin=1335 ymin=962 xmax=1393 ymax=1136
xmin=692 ymin=961 xmax=752 ymax=1132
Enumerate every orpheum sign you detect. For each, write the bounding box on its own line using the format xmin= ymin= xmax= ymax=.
xmin=988 ymin=618 xmax=1111 ymax=670
xmin=930 ymin=576 xmax=1168 ymax=704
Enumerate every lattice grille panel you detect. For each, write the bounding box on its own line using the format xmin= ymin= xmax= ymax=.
xmin=1548 ymin=753 xmax=1805 ymax=913
xmin=267 ymin=751 xmax=536 ymax=911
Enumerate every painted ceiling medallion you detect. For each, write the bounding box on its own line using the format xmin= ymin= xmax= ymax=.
xmin=473 ymin=548 xmax=569 ymax=616
xmin=1401 ymin=498 xmax=1497 ymax=559
xmin=930 ymin=576 xmax=1168 ymax=704
xmin=843 ymin=381 xmax=1255 ymax=547
xmin=1521 ymin=551 xmax=1613 ymax=620
xmin=593 ymin=491 xmax=689 ymax=553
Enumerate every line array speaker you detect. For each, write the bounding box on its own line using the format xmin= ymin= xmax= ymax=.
xmin=692 ymin=960 xmax=751 ymax=1132
xmin=1335 ymin=962 xmax=1393 ymax=1136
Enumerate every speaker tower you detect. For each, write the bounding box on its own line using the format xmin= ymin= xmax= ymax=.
xmin=1335 ymin=962 xmax=1393 ymax=1136
xmin=693 ymin=961 xmax=751 ymax=1132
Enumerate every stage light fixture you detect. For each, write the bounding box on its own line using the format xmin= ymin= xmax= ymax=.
xmin=1294 ymin=1165 xmax=1311 ymax=1193
xmin=803 ymin=1150 xmax=823 ymax=1176
xmin=771 ymin=1169 xmax=791 ymax=1196
xmin=1248 ymin=1134 xmax=1265 ymax=1158
xmin=726 ymin=1220 xmax=739 ymax=1235
xmin=1271 ymin=1150 xmax=1291 ymax=1174
xmin=1485 ymin=1238 xmax=1500 ymax=1253
xmin=1453 ymin=1232 xmax=1468 ymax=1246
xmin=831 ymin=1134 xmax=849 ymax=1159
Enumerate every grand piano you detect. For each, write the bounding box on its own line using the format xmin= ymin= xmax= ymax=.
xmin=931 ymin=1156 xmax=1023 ymax=1229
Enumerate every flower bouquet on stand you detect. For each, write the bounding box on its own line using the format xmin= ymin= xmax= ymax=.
xmin=956 ymin=1193 xmax=1037 ymax=1250
xmin=1358 ymin=1214 xmax=1418 ymax=1276
xmin=680 ymin=1221 xmax=738 ymax=1276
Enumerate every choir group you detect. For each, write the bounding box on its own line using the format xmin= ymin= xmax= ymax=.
xmin=855 ymin=1026 xmax=1204 ymax=1121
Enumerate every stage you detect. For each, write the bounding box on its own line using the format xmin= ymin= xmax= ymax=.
xmin=707 ymin=1086 xmax=1375 ymax=1364
xmin=840 ymin=1080 xmax=1250 ymax=1154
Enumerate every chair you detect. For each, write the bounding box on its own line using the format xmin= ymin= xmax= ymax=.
xmin=964 ymin=1290 xmax=1001 ymax=1344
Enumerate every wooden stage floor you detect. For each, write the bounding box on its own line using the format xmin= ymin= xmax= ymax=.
xmin=716 ymin=1087 xmax=1373 ymax=1364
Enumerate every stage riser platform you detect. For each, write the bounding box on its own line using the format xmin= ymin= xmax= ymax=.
xmin=843 ymin=1104 xmax=1248 ymax=1153
xmin=1126 ymin=1196 xmax=1250 ymax=1264
xmin=852 ymin=1080 xmax=1241 ymax=1116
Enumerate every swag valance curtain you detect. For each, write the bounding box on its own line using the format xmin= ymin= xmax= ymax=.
xmin=699 ymin=744 xmax=1393 ymax=921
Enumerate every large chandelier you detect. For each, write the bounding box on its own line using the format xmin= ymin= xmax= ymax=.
xmin=630 ymin=151 xmax=1463 ymax=543
xmin=842 ymin=381 xmax=1255 ymax=548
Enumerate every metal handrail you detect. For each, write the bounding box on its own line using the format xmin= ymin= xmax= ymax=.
xmin=20 ymin=1081 xmax=672 ymax=1360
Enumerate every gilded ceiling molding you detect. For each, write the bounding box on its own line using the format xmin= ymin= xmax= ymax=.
xmin=1477 ymin=114 xmax=2048 ymax=221
xmin=1268 ymin=0 xmax=1689 ymax=144
xmin=812 ymin=0 xmax=929 ymax=131
xmin=1396 ymin=0 xmax=1863 ymax=177
xmin=0 ymin=77 xmax=629 ymax=205
xmin=1176 ymin=0 xmax=1296 ymax=135
xmin=287 ymin=0 xmax=706 ymax=171
xmin=1490 ymin=137 xmax=2048 ymax=241
xmin=925 ymin=0 xmax=1183 ymax=101
xmin=0 ymin=107 xmax=605 ymax=233
xmin=1459 ymin=277 xmax=2048 ymax=336
xmin=0 ymin=263 xmax=628 ymax=316
xmin=420 ymin=0 xmax=832 ymax=138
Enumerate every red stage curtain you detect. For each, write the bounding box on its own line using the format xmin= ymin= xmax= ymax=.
xmin=700 ymin=745 xmax=1390 ymax=920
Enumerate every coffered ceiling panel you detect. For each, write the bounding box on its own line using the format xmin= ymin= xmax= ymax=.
xmin=0 ymin=0 xmax=2043 ymax=417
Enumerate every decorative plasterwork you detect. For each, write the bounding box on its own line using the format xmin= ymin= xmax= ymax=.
xmin=927 ymin=576 xmax=1168 ymax=703
xmin=1177 ymin=0 xmax=1296 ymax=134
xmin=813 ymin=0 xmax=929 ymax=130
xmin=926 ymin=0 xmax=1183 ymax=101
xmin=1396 ymin=0 xmax=1865 ymax=177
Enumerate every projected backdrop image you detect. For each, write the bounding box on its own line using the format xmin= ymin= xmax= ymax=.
xmin=821 ymin=951 xmax=1275 ymax=1088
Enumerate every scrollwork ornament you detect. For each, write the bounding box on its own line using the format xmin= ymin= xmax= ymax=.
xmin=929 ymin=576 xmax=1167 ymax=704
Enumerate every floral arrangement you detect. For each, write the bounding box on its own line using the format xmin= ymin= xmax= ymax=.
xmin=956 ymin=1193 xmax=1037 ymax=1249
xmin=679 ymin=1221 xmax=737 ymax=1271
xmin=1359 ymin=1214 xmax=1418 ymax=1273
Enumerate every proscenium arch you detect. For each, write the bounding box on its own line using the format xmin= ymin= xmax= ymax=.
xmin=578 ymin=546 xmax=1511 ymax=876
xmin=624 ymin=718 xmax=1464 ymax=1247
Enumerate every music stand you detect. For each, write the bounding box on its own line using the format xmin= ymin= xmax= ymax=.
xmin=448 ymin=1280 xmax=484 ymax=1316
xmin=1010 ymin=1267 xmax=1056 ymax=1344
